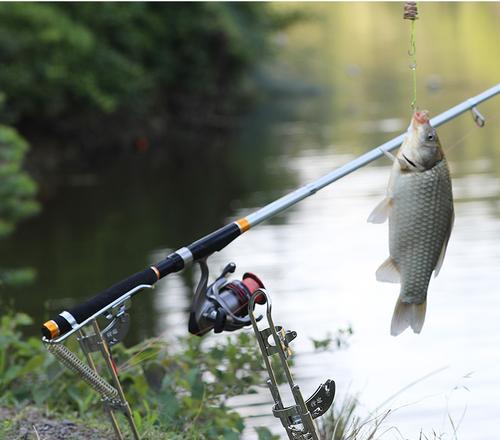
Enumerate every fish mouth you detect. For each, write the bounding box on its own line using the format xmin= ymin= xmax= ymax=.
xmin=413 ymin=110 xmax=430 ymax=125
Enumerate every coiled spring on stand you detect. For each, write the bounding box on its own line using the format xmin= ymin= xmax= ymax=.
xmin=46 ymin=343 xmax=119 ymax=401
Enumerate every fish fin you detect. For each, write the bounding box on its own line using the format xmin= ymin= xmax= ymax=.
xmin=397 ymin=157 xmax=409 ymax=170
xmin=375 ymin=256 xmax=400 ymax=283
xmin=390 ymin=298 xmax=427 ymax=336
xmin=367 ymin=197 xmax=392 ymax=224
xmin=434 ymin=210 xmax=454 ymax=277
xmin=379 ymin=148 xmax=398 ymax=163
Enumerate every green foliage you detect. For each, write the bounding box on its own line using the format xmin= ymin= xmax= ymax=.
xmin=113 ymin=331 xmax=270 ymax=438
xmin=0 ymin=419 xmax=14 ymax=439
xmin=0 ymin=312 xmax=276 ymax=439
xmin=0 ymin=125 xmax=38 ymax=287
xmin=0 ymin=3 xmax=293 ymax=136
xmin=0 ymin=313 xmax=46 ymax=400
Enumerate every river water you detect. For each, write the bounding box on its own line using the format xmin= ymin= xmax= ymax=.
xmin=2 ymin=3 xmax=500 ymax=439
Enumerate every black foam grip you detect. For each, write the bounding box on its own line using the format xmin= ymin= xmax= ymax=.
xmin=70 ymin=268 xmax=159 ymax=323
xmin=42 ymin=268 xmax=159 ymax=339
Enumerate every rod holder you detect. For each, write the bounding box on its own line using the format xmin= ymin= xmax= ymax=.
xmin=43 ymin=299 xmax=140 ymax=440
xmin=249 ymin=290 xmax=335 ymax=440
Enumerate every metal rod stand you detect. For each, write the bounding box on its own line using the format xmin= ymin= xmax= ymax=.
xmin=44 ymin=302 xmax=140 ymax=440
xmin=78 ymin=328 xmax=124 ymax=440
xmin=91 ymin=320 xmax=140 ymax=440
xmin=249 ymin=289 xmax=335 ymax=440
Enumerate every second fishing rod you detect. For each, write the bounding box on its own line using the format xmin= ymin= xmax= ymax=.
xmin=41 ymin=83 xmax=500 ymax=342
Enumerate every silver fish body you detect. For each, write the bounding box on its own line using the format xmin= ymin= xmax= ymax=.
xmin=368 ymin=110 xmax=454 ymax=336
xmin=389 ymin=158 xmax=454 ymax=304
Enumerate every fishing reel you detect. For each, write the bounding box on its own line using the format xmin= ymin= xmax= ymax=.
xmin=188 ymin=259 xmax=266 ymax=336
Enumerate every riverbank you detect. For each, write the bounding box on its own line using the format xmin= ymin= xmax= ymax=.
xmin=0 ymin=406 xmax=111 ymax=440
xmin=0 ymin=313 xmax=280 ymax=440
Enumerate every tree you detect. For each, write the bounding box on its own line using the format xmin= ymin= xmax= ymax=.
xmin=0 ymin=124 xmax=39 ymax=286
xmin=0 ymin=3 xmax=289 ymax=143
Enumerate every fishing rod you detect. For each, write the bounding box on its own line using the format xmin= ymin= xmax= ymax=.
xmin=41 ymin=83 xmax=499 ymax=342
xmin=39 ymin=84 xmax=498 ymax=440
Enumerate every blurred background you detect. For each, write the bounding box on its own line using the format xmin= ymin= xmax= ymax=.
xmin=1 ymin=2 xmax=499 ymax=439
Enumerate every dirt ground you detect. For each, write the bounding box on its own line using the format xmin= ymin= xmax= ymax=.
xmin=0 ymin=406 xmax=112 ymax=440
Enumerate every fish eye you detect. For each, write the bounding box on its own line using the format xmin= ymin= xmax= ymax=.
xmin=426 ymin=133 xmax=435 ymax=141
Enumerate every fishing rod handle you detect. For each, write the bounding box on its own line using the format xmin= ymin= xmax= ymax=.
xmin=41 ymin=222 xmax=244 ymax=340
xmin=41 ymin=256 xmax=181 ymax=340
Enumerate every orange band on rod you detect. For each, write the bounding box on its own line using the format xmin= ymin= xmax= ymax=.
xmin=43 ymin=320 xmax=60 ymax=339
xmin=150 ymin=266 xmax=160 ymax=280
xmin=236 ymin=218 xmax=250 ymax=232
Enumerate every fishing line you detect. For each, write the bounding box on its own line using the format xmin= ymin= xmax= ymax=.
xmin=404 ymin=2 xmax=419 ymax=109
xmin=409 ymin=20 xmax=417 ymax=109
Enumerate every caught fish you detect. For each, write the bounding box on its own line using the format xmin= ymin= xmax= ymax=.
xmin=368 ymin=110 xmax=454 ymax=336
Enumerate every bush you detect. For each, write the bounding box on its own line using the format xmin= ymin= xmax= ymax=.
xmin=0 ymin=125 xmax=38 ymax=287
xmin=0 ymin=312 xmax=279 ymax=439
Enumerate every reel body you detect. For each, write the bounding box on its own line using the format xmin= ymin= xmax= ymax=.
xmin=188 ymin=260 xmax=265 ymax=336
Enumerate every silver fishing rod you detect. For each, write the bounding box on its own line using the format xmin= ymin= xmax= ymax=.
xmin=42 ymin=84 xmax=499 ymax=341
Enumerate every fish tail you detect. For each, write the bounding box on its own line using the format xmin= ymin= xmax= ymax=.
xmin=390 ymin=298 xmax=427 ymax=336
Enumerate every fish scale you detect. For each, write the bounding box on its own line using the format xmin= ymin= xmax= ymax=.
xmin=389 ymin=159 xmax=454 ymax=303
